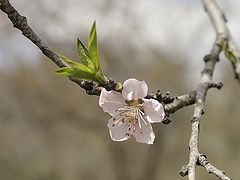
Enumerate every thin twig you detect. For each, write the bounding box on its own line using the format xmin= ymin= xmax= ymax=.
xmin=203 ymin=0 xmax=240 ymax=82
xmin=164 ymin=92 xmax=196 ymax=114
xmin=198 ymin=154 xmax=231 ymax=180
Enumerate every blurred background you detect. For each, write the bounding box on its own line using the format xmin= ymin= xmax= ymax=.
xmin=0 ymin=0 xmax=240 ymax=179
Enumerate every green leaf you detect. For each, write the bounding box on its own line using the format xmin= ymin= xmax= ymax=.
xmin=56 ymin=21 xmax=108 ymax=85
xmin=88 ymin=21 xmax=100 ymax=71
xmin=95 ymin=70 xmax=108 ymax=85
xmin=69 ymin=69 xmax=97 ymax=81
xmin=55 ymin=67 xmax=76 ymax=76
xmin=60 ymin=55 xmax=95 ymax=73
xmin=55 ymin=67 xmax=98 ymax=82
xmin=54 ymin=63 xmax=107 ymax=84
xmin=76 ymin=38 xmax=95 ymax=69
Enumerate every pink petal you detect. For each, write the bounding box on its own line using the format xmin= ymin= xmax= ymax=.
xmin=107 ymin=117 xmax=130 ymax=142
xmin=143 ymin=98 xmax=165 ymax=123
xmin=133 ymin=120 xmax=155 ymax=144
xmin=99 ymin=88 xmax=125 ymax=116
xmin=122 ymin=78 xmax=148 ymax=101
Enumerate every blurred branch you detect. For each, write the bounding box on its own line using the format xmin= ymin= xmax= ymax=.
xmin=203 ymin=0 xmax=240 ymax=82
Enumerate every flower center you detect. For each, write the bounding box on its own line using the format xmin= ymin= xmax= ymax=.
xmin=125 ymin=99 xmax=144 ymax=107
xmin=112 ymin=99 xmax=148 ymax=137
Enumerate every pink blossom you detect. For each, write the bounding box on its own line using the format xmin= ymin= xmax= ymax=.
xmin=99 ymin=78 xmax=165 ymax=144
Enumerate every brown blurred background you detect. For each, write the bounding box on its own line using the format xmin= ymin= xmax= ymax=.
xmin=0 ymin=0 xmax=240 ymax=179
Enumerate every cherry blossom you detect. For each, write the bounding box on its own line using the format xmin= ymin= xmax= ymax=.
xmin=99 ymin=78 xmax=165 ymax=144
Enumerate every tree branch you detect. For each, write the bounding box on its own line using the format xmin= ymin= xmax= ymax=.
xmin=179 ymin=18 xmax=231 ymax=180
xmin=179 ymin=36 xmax=231 ymax=180
xmin=164 ymin=92 xmax=196 ymax=114
xmin=0 ymin=0 xmax=117 ymax=95
xmin=179 ymin=1 xmax=238 ymax=179
xmin=198 ymin=154 xmax=231 ymax=180
xmin=0 ymin=0 xmax=196 ymax=114
xmin=203 ymin=0 xmax=240 ymax=82
xmin=0 ymin=0 xmax=67 ymax=68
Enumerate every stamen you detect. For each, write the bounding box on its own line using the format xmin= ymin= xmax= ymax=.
xmin=138 ymin=111 xmax=148 ymax=125
xmin=117 ymin=106 xmax=133 ymax=112
xmin=137 ymin=114 xmax=142 ymax=129
xmin=112 ymin=101 xmax=147 ymax=136
xmin=138 ymin=109 xmax=145 ymax=116
xmin=133 ymin=123 xmax=136 ymax=133
xmin=111 ymin=116 xmax=124 ymax=127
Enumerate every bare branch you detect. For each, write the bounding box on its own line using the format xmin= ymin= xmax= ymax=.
xmin=164 ymin=92 xmax=196 ymax=114
xmin=178 ymin=1 xmax=238 ymax=179
xmin=179 ymin=33 xmax=232 ymax=180
xmin=198 ymin=154 xmax=231 ymax=180
xmin=203 ymin=0 xmax=240 ymax=82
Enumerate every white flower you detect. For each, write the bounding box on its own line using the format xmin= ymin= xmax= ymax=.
xmin=99 ymin=78 xmax=165 ymax=144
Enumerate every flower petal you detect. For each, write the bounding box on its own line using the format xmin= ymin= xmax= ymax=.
xmin=143 ymin=98 xmax=165 ymax=123
xmin=133 ymin=119 xmax=155 ymax=144
xmin=122 ymin=78 xmax=148 ymax=101
xmin=99 ymin=88 xmax=125 ymax=116
xmin=107 ymin=117 xmax=129 ymax=142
